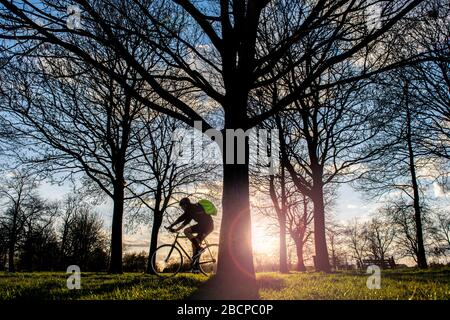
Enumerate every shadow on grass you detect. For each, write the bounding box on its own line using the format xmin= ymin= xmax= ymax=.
xmin=8 ymin=273 xmax=205 ymax=300
xmin=188 ymin=275 xmax=261 ymax=300
xmin=257 ymin=276 xmax=287 ymax=291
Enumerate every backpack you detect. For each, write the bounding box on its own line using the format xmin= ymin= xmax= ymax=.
xmin=198 ymin=199 xmax=218 ymax=216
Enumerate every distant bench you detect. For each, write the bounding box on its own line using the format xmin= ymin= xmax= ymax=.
xmin=359 ymin=257 xmax=396 ymax=269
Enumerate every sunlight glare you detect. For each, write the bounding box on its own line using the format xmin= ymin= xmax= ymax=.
xmin=252 ymin=225 xmax=277 ymax=256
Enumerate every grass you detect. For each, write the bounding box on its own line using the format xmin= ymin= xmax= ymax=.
xmin=258 ymin=267 xmax=450 ymax=300
xmin=0 ymin=267 xmax=449 ymax=300
xmin=0 ymin=272 xmax=206 ymax=300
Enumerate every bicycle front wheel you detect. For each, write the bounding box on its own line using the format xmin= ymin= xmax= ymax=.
xmin=151 ymin=244 xmax=183 ymax=278
xmin=199 ymin=244 xmax=219 ymax=276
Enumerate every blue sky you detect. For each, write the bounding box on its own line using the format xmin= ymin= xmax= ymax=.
xmin=335 ymin=184 xmax=378 ymax=222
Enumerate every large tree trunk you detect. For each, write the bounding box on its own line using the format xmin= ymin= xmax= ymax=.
xmin=294 ymin=237 xmax=306 ymax=271
xmin=215 ymin=159 xmax=256 ymax=298
xmin=190 ymin=83 xmax=257 ymax=298
xmin=191 ymin=118 xmax=257 ymax=298
xmin=196 ymin=101 xmax=256 ymax=297
xmin=311 ymin=179 xmax=331 ymax=272
xmin=109 ymin=181 xmax=124 ymax=274
xmin=215 ymin=96 xmax=257 ymax=298
xmin=406 ymin=104 xmax=428 ymax=269
xmin=147 ymin=212 xmax=162 ymax=274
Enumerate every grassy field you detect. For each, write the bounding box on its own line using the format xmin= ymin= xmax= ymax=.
xmin=258 ymin=268 xmax=450 ymax=300
xmin=0 ymin=268 xmax=449 ymax=300
xmin=0 ymin=272 xmax=205 ymax=300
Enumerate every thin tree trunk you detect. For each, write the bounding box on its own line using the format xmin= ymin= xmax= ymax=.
xmin=23 ymin=231 xmax=33 ymax=272
xmin=147 ymin=212 xmax=162 ymax=274
xmin=8 ymin=237 xmax=15 ymax=273
xmin=60 ymin=226 xmax=68 ymax=270
xmin=274 ymin=114 xmax=289 ymax=273
xmin=279 ymin=166 xmax=288 ymax=273
xmin=279 ymin=215 xmax=288 ymax=273
xmin=405 ymin=99 xmax=428 ymax=269
xmin=8 ymin=212 xmax=17 ymax=273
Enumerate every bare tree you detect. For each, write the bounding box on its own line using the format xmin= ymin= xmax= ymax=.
xmin=430 ymin=210 xmax=450 ymax=258
xmin=380 ymin=199 xmax=432 ymax=265
xmin=19 ymin=198 xmax=59 ymax=271
xmin=251 ymin=142 xmax=310 ymax=273
xmin=407 ymin=1 xmax=450 ymax=160
xmin=0 ymin=0 xmax=426 ymax=295
xmin=354 ymin=0 xmax=450 ymax=267
xmin=253 ymin=160 xmax=317 ymax=272
xmin=287 ymin=194 xmax=314 ymax=272
xmin=59 ymin=195 xmax=79 ymax=269
xmin=366 ymin=217 xmax=395 ymax=261
xmin=268 ymin=165 xmax=289 ymax=273
xmin=343 ymin=218 xmax=369 ymax=268
xmin=127 ymin=113 xmax=216 ymax=274
xmin=0 ymin=170 xmax=42 ymax=272
xmin=326 ymin=221 xmax=349 ymax=270
xmin=0 ymin=220 xmax=9 ymax=270
xmin=358 ymin=75 xmax=430 ymax=268
xmin=273 ymin=63 xmax=384 ymax=272
xmin=0 ymin=48 xmax=156 ymax=273
xmin=59 ymin=200 xmax=109 ymax=271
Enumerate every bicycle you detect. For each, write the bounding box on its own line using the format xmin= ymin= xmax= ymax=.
xmin=150 ymin=226 xmax=219 ymax=277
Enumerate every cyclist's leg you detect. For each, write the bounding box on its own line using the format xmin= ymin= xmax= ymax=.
xmin=184 ymin=225 xmax=202 ymax=257
xmin=196 ymin=232 xmax=207 ymax=247
xmin=193 ymin=222 xmax=214 ymax=251
xmin=192 ymin=233 xmax=208 ymax=269
xmin=192 ymin=223 xmax=213 ymax=269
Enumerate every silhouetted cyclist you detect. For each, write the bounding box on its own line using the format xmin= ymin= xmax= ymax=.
xmin=168 ymin=197 xmax=214 ymax=272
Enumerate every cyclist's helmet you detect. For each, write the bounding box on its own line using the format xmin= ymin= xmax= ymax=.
xmin=179 ymin=197 xmax=191 ymax=208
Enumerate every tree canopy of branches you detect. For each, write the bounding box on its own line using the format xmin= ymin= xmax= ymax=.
xmin=0 ymin=0 xmax=431 ymax=297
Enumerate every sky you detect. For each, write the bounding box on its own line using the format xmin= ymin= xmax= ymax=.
xmin=335 ymin=184 xmax=378 ymax=222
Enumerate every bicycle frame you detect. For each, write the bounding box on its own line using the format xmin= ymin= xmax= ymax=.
xmin=152 ymin=229 xmax=218 ymax=276
xmin=167 ymin=232 xmax=212 ymax=264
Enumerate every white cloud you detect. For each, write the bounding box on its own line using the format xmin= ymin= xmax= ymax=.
xmin=433 ymin=182 xmax=447 ymax=198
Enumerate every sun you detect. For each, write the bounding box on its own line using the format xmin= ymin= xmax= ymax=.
xmin=251 ymin=225 xmax=277 ymax=255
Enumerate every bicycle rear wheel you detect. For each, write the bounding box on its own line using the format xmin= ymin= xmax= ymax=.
xmin=198 ymin=244 xmax=219 ymax=276
xmin=151 ymin=244 xmax=183 ymax=278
